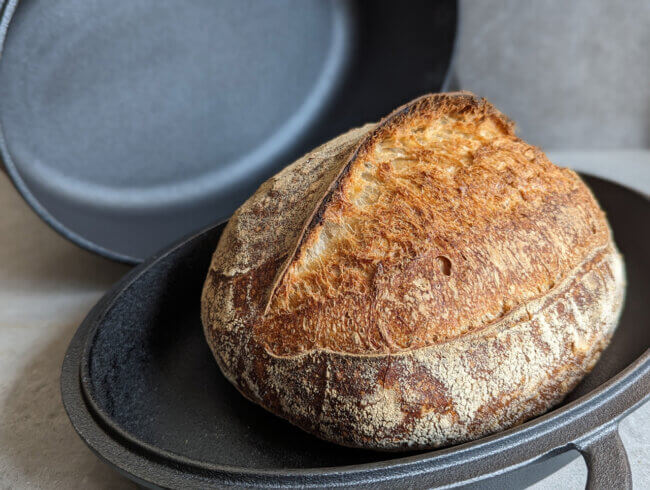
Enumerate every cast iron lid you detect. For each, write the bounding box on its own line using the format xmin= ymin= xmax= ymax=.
xmin=61 ymin=175 xmax=649 ymax=488
xmin=0 ymin=0 xmax=457 ymax=263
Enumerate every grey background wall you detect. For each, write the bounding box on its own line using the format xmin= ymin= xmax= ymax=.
xmin=455 ymin=0 xmax=650 ymax=150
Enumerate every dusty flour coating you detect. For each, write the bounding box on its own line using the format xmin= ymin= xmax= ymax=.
xmin=211 ymin=123 xmax=374 ymax=280
xmin=306 ymin=246 xmax=624 ymax=448
xmin=201 ymin=93 xmax=626 ymax=450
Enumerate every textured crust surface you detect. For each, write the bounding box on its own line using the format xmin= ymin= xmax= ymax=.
xmin=201 ymin=92 xmax=625 ymax=450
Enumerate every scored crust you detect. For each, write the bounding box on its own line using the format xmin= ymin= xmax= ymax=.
xmin=201 ymin=92 xmax=625 ymax=450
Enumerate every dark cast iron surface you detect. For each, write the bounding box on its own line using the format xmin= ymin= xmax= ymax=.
xmin=61 ymin=175 xmax=649 ymax=488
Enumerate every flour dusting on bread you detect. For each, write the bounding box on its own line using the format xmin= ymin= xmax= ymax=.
xmin=201 ymin=92 xmax=625 ymax=450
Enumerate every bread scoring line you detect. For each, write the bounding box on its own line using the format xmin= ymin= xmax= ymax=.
xmin=256 ymin=243 xmax=616 ymax=360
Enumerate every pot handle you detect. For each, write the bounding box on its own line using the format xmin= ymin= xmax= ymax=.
xmin=574 ymin=423 xmax=631 ymax=490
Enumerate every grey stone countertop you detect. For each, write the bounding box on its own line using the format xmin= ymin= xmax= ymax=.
xmin=0 ymin=151 xmax=648 ymax=489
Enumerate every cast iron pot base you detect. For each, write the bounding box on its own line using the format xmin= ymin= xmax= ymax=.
xmin=61 ymin=175 xmax=649 ymax=488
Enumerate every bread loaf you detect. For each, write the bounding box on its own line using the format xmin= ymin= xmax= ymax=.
xmin=201 ymin=92 xmax=625 ymax=450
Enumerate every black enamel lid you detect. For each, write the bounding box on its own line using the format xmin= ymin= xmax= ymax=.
xmin=0 ymin=0 xmax=457 ymax=262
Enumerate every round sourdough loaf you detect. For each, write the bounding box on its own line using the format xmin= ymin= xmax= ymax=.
xmin=201 ymin=92 xmax=625 ymax=450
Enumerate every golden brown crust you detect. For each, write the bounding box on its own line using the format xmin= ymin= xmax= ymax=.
xmin=201 ymin=92 xmax=625 ymax=450
xmin=260 ymin=94 xmax=610 ymax=355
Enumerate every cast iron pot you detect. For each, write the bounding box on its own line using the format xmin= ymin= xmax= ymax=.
xmin=61 ymin=175 xmax=649 ymax=488
xmin=0 ymin=0 xmax=457 ymax=263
